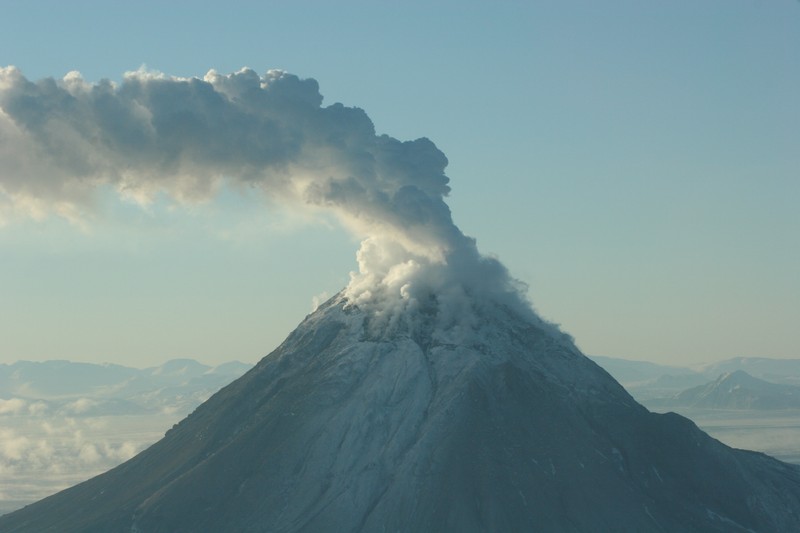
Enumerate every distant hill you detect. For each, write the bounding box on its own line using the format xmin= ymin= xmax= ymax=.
xmin=588 ymin=355 xmax=690 ymax=385
xmin=696 ymin=358 xmax=800 ymax=386
xmin=0 ymin=360 xmax=139 ymax=398
xmin=663 ymin=370 xmax=800 ymax=410
xmin=591 ymin=355 xmax=800 ymax=403
xmin=589 ymin=356 xmax=706 ymax=401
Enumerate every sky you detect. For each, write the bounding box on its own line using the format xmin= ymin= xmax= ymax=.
xmin=0 ymin=0 xmax=798 ymax=368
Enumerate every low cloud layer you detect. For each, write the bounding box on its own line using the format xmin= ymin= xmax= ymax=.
xmin=0 ymin=416 xmax=156 ymax=508
xmin=0 ymin=66 xmax=534 ymax=329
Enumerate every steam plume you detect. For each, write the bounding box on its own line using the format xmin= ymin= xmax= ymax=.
xmin=0 ymin=67 xmax=536 ymax=333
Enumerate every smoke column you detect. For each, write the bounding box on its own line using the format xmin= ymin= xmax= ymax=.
xmin=0 ymin=67 xmax=537 ymax=336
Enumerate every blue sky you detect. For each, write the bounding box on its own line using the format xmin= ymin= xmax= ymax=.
xmin=1 ymin=1 xmax=798 ymax=367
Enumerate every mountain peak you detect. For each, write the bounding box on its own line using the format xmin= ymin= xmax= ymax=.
xmin=718 ymin=369 xmax=760 ymax=384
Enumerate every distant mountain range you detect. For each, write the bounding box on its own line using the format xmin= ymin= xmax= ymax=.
xmin=650 ymin=370 xmax=800 ymax=410
xmin=697 ymin=357 xmax=800 ymax=387
xmin=590 ymin=355 xmax=800 ymax=407
xmin=0 ymin=359 xmax=253 ymax=417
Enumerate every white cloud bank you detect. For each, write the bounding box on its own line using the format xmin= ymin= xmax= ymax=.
xmin=0 ymin=416 xmax=163 ymax=509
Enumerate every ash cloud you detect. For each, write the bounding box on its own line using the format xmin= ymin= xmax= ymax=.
xmin=0 ymin=66 xmax=535 ymax=328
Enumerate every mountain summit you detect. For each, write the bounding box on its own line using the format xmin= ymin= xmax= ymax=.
xmin=2 ymin=293 xmax=799 ymax=532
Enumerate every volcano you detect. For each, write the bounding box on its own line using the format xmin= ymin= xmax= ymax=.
xmin=2 ymin=293 xmax=799 ymax=532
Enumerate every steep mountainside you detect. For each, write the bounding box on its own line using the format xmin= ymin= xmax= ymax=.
xmin=2 ymin=295 xmax=800 ymax=532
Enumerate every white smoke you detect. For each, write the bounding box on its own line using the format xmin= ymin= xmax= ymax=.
xmin=0 ymin=66 xmax=535 ymax=329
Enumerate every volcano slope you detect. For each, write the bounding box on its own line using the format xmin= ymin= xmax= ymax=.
xmin=2 ymin=294 xmax=799 ymax=532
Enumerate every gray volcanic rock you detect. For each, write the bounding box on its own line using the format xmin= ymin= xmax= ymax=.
xmin=2 ymin=295 xmax=800 ymax=532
